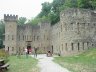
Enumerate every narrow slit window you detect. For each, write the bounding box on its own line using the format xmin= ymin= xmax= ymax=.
xmin=78 ymin=43 xmax=80 ymax=51
xmin=71 ymin=43 xmax=74 ymax=50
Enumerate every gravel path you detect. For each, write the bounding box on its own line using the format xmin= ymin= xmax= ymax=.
xmin=31 ymin=54 xmax=70 ymax=72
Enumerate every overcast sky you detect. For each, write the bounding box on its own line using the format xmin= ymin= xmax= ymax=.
xmin=0 ymin=0 xmax=53 ymax=20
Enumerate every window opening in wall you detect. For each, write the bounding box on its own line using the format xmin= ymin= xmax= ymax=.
xmin=27 ymin=35 xmax=28 ymax=40
xmin=87 ymin=42 xmax=89 ymax=49
xmin=44 ymin=35 xmax=45 ymax=40
xmin=77 ymin=23 xmax=79 ymax=34
xmin=12 ymin=35 xmax=14 ymax=40
xmin=71 ymin=43 xmax=74 ymax=50
xmin=34 ymin=36 xmax=35 ymax=41
xmin=25 ymin=35 xmax=26 ymax=40
xmin=61 ymin=25 xmax=62 ymax=32
xmin=62 ymin=44 xmax=63 ymax=51
xmin=71 ymin=23 xmax=73 ymax=30
xmin=65 ymin=43 xmax=67 ymax=51
xmin=19 ymin=35 xmax=20 ymax=41
xmin=88 ymin=23 xmax=89 ymax=26
xmin=59 ymin=46 xmax=61 ymax=55
xmin=37 ymin=36 xmax=39 ymax=40
xmin=65 ymin=23 xmax=67 ymax=31
xmin=83 ymin=42 xmax=84 ymax=50
xmin=44 ymin=47 xmax=45 ymax=51
xmin=83 ymin=23 xmax=85 ymax=29
xmin=8 ymin=47 xmax=9 ymax=51
xmin=47 ymin=37 xmax=48 ymax=40
xmin=52 ymin=45 xmax=53 ymax=54
xmin=78 ymin=43 xmax=80 ymax=51
xmin=23 ymin=35 xmax=24 ymax=40
xmin=23 ymin=47 xmax=25 ymax=51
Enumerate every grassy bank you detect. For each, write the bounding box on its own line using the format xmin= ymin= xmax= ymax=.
xmin=7 ymin=55 xmax=39 ymax=72
xmin=53 ymin=48 xmax=96 ymax=72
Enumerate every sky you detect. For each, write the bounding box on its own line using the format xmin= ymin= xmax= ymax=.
xmin=0 ymin=0 xmax=53 ymax=20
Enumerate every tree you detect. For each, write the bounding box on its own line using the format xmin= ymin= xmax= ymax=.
xmin=28 ymin=18 xmax=41 ymax=25
xmin=0 ymin=20 xmax=5 ymax=48
xmin=37 ymin=2 xmax=51 ymax=18
xmin=48 ymin=12 xmax=59 ymax=25
xmin=77 ymin=0 xmax=93 ymax=9
xmin=89 ymin=0 xmax=96 ymax=9
xmin=17 ymin=17 xmax=27 ymax=24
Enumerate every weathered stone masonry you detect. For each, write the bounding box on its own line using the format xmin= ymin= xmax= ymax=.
xmin=51 ymin=8 xmax=96 ymax=56
xmin=4 ymin=8 xmax=96 ymax=56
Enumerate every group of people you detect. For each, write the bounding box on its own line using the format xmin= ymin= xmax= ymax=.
xmin=24 ymin=47 xmax=38 ymax=58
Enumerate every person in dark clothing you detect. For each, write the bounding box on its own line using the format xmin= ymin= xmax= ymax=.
xmin=34 ymin=47 xmax=38 ymax=57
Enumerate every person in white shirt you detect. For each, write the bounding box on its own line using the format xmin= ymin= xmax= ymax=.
xmin=24 ymin=48 xmax=28 ymax=58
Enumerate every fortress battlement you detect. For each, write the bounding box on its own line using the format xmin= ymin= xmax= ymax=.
xmin=4 ymin=14 xmax=18 ymax=22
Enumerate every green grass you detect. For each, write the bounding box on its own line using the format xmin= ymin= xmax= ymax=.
xmin=7 ymin=55 xmax=39 ymax=72
xmin=53 ymin=48 xmax=96 ymax=72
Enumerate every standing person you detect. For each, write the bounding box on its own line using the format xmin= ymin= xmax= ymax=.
xmin=34 ymin=47 xmax=38 ymax=57
xmin=25 ymin=48 xmax=28 ymax=58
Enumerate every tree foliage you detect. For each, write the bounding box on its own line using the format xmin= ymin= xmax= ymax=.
xmin=28 ymin=0 xmax=96 ymax=25
xmin=17 ymin=17 xmax=27 ymax=24
xmin=0 ymin=20 xmax=5 ymax=48
xmin=37 ymin=2 xmax=51 ymax=18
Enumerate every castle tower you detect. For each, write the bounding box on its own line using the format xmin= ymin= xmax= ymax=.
xmin=4 ymin=14 xmax=18 ymax=55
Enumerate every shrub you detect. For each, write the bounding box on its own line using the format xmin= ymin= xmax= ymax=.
xmin=0 ymin=49 xmax=9 ymax=62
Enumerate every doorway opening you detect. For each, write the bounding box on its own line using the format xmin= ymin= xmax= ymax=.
xmin=52 ymin=45 xmax=53 ymax=54
xmin=27 ymin=45 xmax=32 ymax=54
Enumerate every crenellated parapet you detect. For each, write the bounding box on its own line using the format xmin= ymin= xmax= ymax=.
xmin=4 ymin=14 xmax=18 ymax=22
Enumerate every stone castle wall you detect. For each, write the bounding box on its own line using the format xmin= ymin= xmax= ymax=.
xmin=4 ymin=8 xmax=96 ymax=56
xmin=51 ymin=8 xmax=96 ymax=56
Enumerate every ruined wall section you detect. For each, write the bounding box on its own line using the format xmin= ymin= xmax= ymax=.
xmin=90 ymin=11 xmax=96 ymax=47
xmin=32 ymin=25 xmax=40 ymax=49
xmin=51 ymin=22 xmax=61 ymax=55
xmin=59 ymin=8 xmax=95 ymax=56
xmin=39 ymin=21 xmax=51 ymax=53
